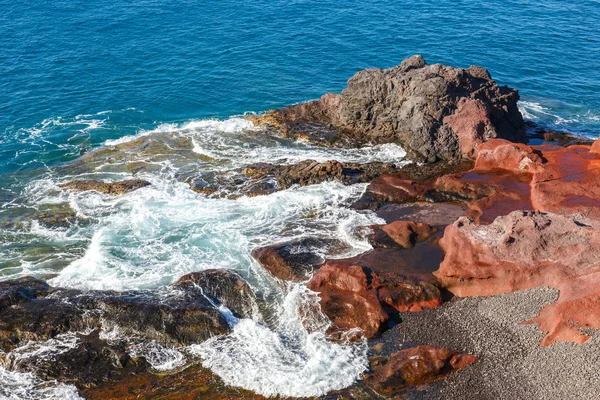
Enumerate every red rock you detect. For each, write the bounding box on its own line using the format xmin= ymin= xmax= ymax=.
xmin=365 ymin=345 xmax=478 ymax=395
xmin=380 ymin=221 xmax=435 ymax=249
xmin=374 ymin=273 xmax=442 ymax=312
xmin=524 ymin=270 xmax=600 ymax=346
xmin=443 ymin=98 xmax=494 ymax=158
xmin=307 ymin=261 xmax=442 ymax=338
xmin=475 ymin=138 xmax=544 ymax=172
xmin=529 ymin=144 xmax=600 ymax=218
xmin=435 ymin=210 xmax=600 ymax=345
xmin=307 ymin=264 xmax=389 ymax=338
xmin=590 ymin=138 xmax=600 ymax=154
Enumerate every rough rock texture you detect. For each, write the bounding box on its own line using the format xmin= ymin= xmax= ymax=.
xmin=307 ymin=263 xmax=442 ymax=338
xmin=364 ymin=346 xmax=477 ymax=396
xmin=59 ymin=179 xmax=151 ymax=195
xmin=365 ymin=221 xmax=436 ymax=249
xmin=251 ymin=238 xmax=336 ymax=282
xmin=435 ymin=210 xmax=600 ymax=345
xmin=5 ymin=330 xmax=150 ymax=388
xmin=174 ymin=269 xmax=260 ymax=320
xmin=591 ymin=138 xmax=600 ymax=154
xmin=189 ymin=159 xmax=399 ymax=198
xmin=0 ymin=275 xmax=237 ymax=351
xmin=80 ymin=363 xmax=270 ymax=400
xmin=248 ymin=55 xmax=526 ymax=162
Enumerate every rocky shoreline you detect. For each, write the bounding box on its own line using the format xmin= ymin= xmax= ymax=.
xmin=2 ymin=56 xmax=600 ymax=398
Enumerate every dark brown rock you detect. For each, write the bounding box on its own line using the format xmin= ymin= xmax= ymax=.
xmin=251 ymin=238 xmax=336 ymax=282
xmin=0 ymin=275 xmax=231 ymax=351
xmin=189 ymin=159 xmax=399 ymax=198
xmin=248 ymin=55 xmax=526 ymax=162
xmin=59 ymin=179 xmax=151 ymax=195
xmin=174 ymin=269 xmax=259 ymax=319
xmin=7 ymin=330 xmax=150 ymax=389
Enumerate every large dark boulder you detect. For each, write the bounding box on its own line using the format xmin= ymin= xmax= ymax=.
xmin=0 ymin=274 xmax=239 ymax=351
xmin=249 ymin=55 xmax=526 ymax=162
xmin=174 ymin=269 xmax=259 ymax=320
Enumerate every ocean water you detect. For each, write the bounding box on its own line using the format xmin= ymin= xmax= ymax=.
xmin=1 ymin=0 xmax=600 ymax=398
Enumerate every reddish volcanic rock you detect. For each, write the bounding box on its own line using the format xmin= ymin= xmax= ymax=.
xmin=435 ymin=210 xmax=600 ymax=345
xmin=590 ymin=138 xmax=600 ymax=154
xmin=380 ymin=221 xmax=435 ymax=249
xmin=363 ymin=221 xmax=435 ymax=249
xmin=443 ymin=97 xmax=494 ymax=158
xmin=307 ymin=264 xmax=389 ymax=338
xmin=474 ymin=138 xmax=544 ymax=172
xmin=307 ymin=262 xmax=442 ymax=338
xmin=529 ymin=144 xmax=600 ymax=218
xmin=365 ymin=346 xmax=478 ymax=395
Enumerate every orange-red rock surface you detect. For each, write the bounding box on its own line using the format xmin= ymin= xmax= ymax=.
xmin=306 ymin=262 xmax=442 ymax=338
xmin=433 ymin=138 xmax=600 ymax=346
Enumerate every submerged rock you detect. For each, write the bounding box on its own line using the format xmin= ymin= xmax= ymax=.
xmin=248 ymin=55 xmax=526 ymax=162
xmin=59 ymin=179 xmax=151 ymax=195
xmin=364 ymin=346 xmax=478 ymax=396
xmin=251 ymin=237 xmax=340 ymax=282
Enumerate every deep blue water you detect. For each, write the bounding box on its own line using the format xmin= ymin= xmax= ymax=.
xmin=1 ymin=0 xmax=600 ymax=179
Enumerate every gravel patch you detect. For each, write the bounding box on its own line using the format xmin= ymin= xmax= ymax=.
xmin=369 ymin=287 xmax=600 ymax=399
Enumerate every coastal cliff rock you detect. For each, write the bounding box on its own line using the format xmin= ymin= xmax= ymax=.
xmin=248 ymin=55 xmax=526 ymax=162
xmin=365 ymin=346 xmax=478 ymax=396
xmin=59 ymin=179 xmax=151 ymax=195
xmin=435 ymin=210 xmax=600 ymax=345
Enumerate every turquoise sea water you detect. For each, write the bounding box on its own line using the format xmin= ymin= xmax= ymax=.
xmin=1 ymin=1 xmax=600 ymax=398
xmin=2 ymin=0 xmax=600 ymax=178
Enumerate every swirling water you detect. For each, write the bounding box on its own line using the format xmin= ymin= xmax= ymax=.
xmin=1 ymin=0 xmax=599 ymax=398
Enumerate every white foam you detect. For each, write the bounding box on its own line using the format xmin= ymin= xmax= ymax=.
xmin=129 ymin=342 xmax=186 ymax=372
xmin=189 ymin=286 xmax=368 ymax=398
xmin=0 ymin=369 xmax=82 ymax=400
xmin=9 ymin=115 xmax=396 ymax=397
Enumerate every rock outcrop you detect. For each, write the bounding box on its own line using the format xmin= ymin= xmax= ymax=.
xmin=174 ymin=269 xmax=259 ymax=320
xmin=365 ymin=346 xmax=478 ymax=396
xmin=59 ymin=179 xmax=151 ymax=195
xmin=0 ymin=270 xmax=257 ymax=351
xmin=189 ymin=159 xmax=399 ymax=198
xmin=248 ymin=55 xmax=526 ymax=162
xmin=435 ymin=210 xmax=600 ymax=345
xmin=307 ymin=263 xmax=442 ymax=338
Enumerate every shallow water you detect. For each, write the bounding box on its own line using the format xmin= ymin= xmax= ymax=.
xmin=1 ymin=0 xmax=599 ymax=397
